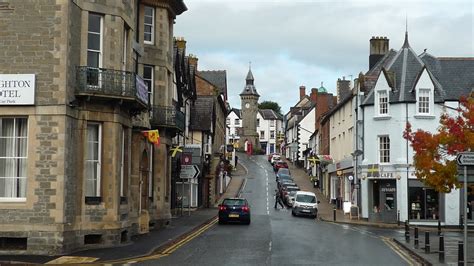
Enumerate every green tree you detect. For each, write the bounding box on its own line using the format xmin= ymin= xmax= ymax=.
xmin=258 ymin=101 xmax=282 ymax=116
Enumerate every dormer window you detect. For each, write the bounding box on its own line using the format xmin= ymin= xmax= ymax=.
xmin=417 ymin=88 xmax=430 ymax=114
xmin=378 ymin=90 xmax=389 ymax=115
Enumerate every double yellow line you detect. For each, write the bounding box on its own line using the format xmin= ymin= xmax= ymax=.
xmin=161 ymin=217 xmax=218 ymax=254
xmin=112 ymin=217 xmax=218 ymax=264
xmin=381 ymin=237 xmax=420 ymax=266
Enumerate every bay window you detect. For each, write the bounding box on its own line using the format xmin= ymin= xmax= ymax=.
xmin=86 ymin=123 xmax=102 ymax=198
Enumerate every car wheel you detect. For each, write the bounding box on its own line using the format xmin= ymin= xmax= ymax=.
xmin=291 ymin=210 xmax=296 ymax=216
xmin=218 ymin=219 xmax=225 ymax=225
xmin=244 ymin=219 xmax=251 ymax=225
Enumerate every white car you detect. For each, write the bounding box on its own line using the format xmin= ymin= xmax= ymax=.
xmin=292 ymin=191 xmax=319 ymax=218
xmin=270 ymin=154 xmax=281 ymax=165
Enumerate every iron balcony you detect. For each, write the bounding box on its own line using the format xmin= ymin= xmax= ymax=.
xmin=150 ymin=105 xmax=185 ymax=132
xmin=76 ymin=66 xmax=149 ymax=109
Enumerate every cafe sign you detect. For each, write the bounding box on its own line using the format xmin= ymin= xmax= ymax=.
xmin=0 ymin=74 xmax=35 ymax=105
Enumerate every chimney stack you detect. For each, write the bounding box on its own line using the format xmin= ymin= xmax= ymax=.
xmin=310 ymin=88 xmax=318 ymax=104
xmin=336 ymin=77 xmax=351 ymax=103
xmin=369 ymin=36 xmax=389 ymax=70
xmin=299 ymin=85 xmax=306 ymax=100
xmin=188 ymin=54 xmax=198 ymax=72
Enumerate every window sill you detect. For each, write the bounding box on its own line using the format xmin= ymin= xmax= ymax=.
xmin=0 ymin=198 xmax=26 ymax=203
xmin=414 ymin=114 xmax=436 ymax=119
xmin=373 ymin=115 xmax=391 ymax=120
xmin=85 ymin=197 xmax=102 ymax=205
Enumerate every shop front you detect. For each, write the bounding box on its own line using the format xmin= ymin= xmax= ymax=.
xmin=368 ymin=179 xmax=397 ymax=223
xmin=408 ymin=179 xmax=442 ymax=221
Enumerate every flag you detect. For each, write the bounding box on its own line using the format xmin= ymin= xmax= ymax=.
xmin=142 ymin=130 xmax=160 ymax=145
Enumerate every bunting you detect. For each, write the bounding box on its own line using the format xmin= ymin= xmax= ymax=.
xmin=142 ymin=130 xmax=160 ymax=145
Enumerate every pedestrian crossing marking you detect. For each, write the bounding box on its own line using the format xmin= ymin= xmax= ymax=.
xmin=46 ymin=256 xmax=99 ymax=264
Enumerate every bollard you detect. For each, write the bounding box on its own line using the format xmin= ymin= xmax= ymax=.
xmin=438 ymin=220 xmax=441 ymax=236
xmin=458 ymin=241 xmax=464 ymax=266
xmin=414 ymin=227 xmax=419 ymax=249
xmin=397 ymin=210 xmax=400 ymax=226
xmin=439 ymin=234 xmax=445 ymax=263
xmin=404 ymin=220 xmax=410 ymax=243
xmin=424 ymin=231 xmax=430 ymax=254
xmin=333 ymin=207 xmax=336 ymax=222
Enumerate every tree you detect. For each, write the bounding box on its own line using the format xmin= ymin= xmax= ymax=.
xmin=403 ymin=94 xmax=474 ymax=192
xmin=258 ymin=101 xmax=282 ymax=116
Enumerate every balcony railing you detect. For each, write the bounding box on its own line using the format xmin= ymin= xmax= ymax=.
xmin=150 ymin=105 xmax=185 ymax=132
xmin=76 ymin=66 xmax=149 ymax=107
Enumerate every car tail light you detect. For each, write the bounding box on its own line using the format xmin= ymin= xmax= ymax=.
xmin=242 ymin=206 xmax=249 ymax=212
xmin=219 ymin=205 xmax=226 ymax=211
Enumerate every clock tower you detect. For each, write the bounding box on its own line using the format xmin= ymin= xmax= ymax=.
xmin=240 ymin=66 xmax=260 ymax=151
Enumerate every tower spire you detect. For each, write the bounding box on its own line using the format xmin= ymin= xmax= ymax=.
xmin=403 ymin=15 xmax=410 ymax=48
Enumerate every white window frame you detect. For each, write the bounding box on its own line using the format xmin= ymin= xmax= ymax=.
xmin=378 ymin=135 xmax=390 ymax=164
xmin=86 ymin=123 xmax=102 ymax=197
xmin=0 ymin=117 xmax=28 ymax=202
xmin=87 ymin=13 xmax=103 ymax=69
xmin=257 ymin=119 xmax=260 ymax=127
xmin=417 ymin=88 xmax=431 ymax=114
xmin=270 ymin=119 xmax=276 ymax=127
xmin=143 ymin=65 xmax=154 ymax=106
xmin=120 ymin=128 xmax=125 ymax=197
xmin=260 ymin=130 xmax=265 ymax=140
xmin=144 ymin=5 xmax=154 ymax=45
xmin=235 ymin=119 xmax=240 ymax=126
xmin=270 ymin=130 xmax=275 ymax=139
xmin=378 ymin=90 xmax=389 ymax=115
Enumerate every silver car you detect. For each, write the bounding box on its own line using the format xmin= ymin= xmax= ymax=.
xmin=285 ymin=190 xmax=298 ymax=207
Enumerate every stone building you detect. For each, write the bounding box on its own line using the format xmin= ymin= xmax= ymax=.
xmin=0 ymin=0 xmax=186 ymax=255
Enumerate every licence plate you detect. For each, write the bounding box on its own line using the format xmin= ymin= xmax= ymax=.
xmin=229 ymin=214 xmax=239 ymax=218
xmin=301 ymin=210 xmax=310 ymax=213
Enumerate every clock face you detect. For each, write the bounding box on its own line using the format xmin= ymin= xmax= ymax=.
xmin=245 ymin=103 xmax=250 ymax=108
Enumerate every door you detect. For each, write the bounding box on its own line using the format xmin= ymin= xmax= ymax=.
xmin=380 ymin=180 xmax=397 ymax=223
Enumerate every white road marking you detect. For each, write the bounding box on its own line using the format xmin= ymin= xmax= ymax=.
xmin=269 ymin=241 xmax=272 ymax=252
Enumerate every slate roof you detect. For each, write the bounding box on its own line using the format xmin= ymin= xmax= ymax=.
xmin=229 ymin=108 xmax=241 ymax=119
xmin=362 ymin=33 xmax=474 ymax=106
xmin=240 ymin=69 xmax=260 ymax=96
xmin=189 ymin=97 xmax=214 ymax=131
xmin=259 ymin=109 xmax=283 ymax=120
xmin=198 ymin=70 xmax=227 ymax=99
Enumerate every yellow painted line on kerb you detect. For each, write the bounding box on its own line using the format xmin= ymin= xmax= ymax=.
xmin=381 ymin=237 xmax=419 ymax=266
xmin=45 ymin=256 xmax=99 ymax=264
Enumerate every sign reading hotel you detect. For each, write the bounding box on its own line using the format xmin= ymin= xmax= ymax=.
xmin=0 ymin=74 xmax=35 ymax=105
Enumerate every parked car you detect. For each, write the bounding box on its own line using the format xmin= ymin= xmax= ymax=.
xmin=268 ymin=153 xmax=279 ymax=162
xmin=281 ymin=186 xmax=300 ymax=202
xmin=285 ymin=190 xmax=298 ymax=207
xmin=270 ymin=154 xmax=281 ymax=165
xmin=276 ymin=168 xmax=291 ymax=179
xmin=292 ymin=191 xmax=319 ymax=218
xmin=218 ymin=198 xmax=251 ymax=225
xmin=276 ymin=174 xmax=293 ymax=186
xmin=273 ymin=160 xmax=288 ymax=172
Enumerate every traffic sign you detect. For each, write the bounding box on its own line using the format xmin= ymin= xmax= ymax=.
xmin=180 ymin=165 xmax=200 ymax=179
xmin=456 ymin=152 xmax=474 ymax=166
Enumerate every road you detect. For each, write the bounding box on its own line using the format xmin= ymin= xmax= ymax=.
xmin=138 ymin=155 xmax=412 ymax=265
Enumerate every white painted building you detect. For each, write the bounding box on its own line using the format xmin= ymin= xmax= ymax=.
xmin=358 ymin=33 xmax=473 ymax=225
xmin=257 ymin=109 xmax=284 ymax=155
xmin=226 ymin=108 xmax=241 ymax=147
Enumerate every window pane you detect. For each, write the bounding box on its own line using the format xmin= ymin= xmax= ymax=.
xmin=145 ymin=6 xmax=153 ymax=16
xmin=0 ymin=118 xmax=14 ymax=137
xmin=145 ymin=16 xmax=153 ymax=25
xmin=144 ymin=33 xmax=151 ymax=42
xmin=87 ymin=51 xmax=99 ymax=68
xmin=88 ymin=33 xmax=101 ymax=51
xmin=17 ymin=118 xmax=28 ymax=137
xmin=144 ymin=66 xmax=152 ymax=79
xmin=88 ymin=14 xmax=101 ymax=33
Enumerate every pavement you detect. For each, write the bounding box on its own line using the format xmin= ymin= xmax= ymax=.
xmin=1 ymin=154 xmax=472 ymax=265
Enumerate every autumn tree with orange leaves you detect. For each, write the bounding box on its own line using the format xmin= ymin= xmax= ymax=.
xmin=403 ymin=93 xmax=474 ymax=193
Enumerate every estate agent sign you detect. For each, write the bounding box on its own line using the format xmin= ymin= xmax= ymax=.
xmin=0 ymin=74 xmax=35 ymax=105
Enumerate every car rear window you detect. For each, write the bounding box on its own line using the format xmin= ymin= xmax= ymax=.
xmin=222 ymin=199 xmax=246 ymax=206
xmin=278 ymin=168 xmax=290 ymax=175
xmin=296 ymin=194 xmax=316 ymax=203
xmin=286 ymin=187 xmax=300 ymax=192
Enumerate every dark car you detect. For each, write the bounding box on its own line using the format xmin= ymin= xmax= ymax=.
xmin=273 ymin=160 xmax=288 ymax=172
xmin=218 ymin=198 xmax=251 ymax=225
xmin=276 ymin=174 xmax=293 ymax=185
xmin=276 ymin=168 xmax=291 ymax=180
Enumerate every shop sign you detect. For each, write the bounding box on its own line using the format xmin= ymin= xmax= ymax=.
xmin=0 ymin=74 xmax=35 ymax=105
xmin=381 ymin=187 xmax=396 ymax=192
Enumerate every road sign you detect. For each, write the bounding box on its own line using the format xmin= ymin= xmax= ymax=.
xmin=456 ymin=152 xmax=474 ymax=166
xmin=180 ymin=165 xmax=200 ymax=179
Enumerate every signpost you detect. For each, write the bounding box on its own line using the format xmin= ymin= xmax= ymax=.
xmin=456 ymin=151 xmax=474 ymax=265
xmin=180 ymin=165 xmax=200 ymax=179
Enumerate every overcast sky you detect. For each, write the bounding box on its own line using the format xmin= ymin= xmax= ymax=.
xmin=174 ymin=0 xmax=473 ymax=114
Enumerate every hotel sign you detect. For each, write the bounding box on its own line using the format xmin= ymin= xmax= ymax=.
xmin=0 ymin=74 xmax=35 ymax=105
